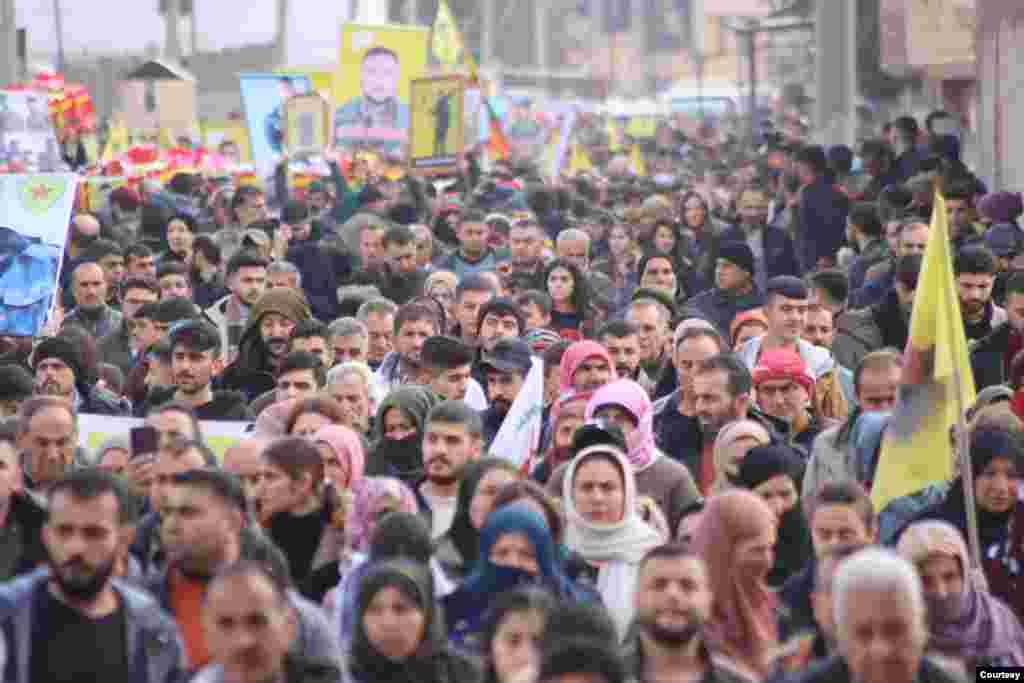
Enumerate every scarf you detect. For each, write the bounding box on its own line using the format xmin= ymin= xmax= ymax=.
xmin=562 ymin=446 xmax=664 ymax=564
xmin=897 ymin=520 xmax=1024 ymax=665
xmin=347 ymin=477 xmax=419 ymax=552
xmin=711 ymin=420 xmax=772 ymax=491
xmin=585 ymin=380 xmax=659 ymax=471
xmin=314 ymin=425 xmax=366 ymax=490
xmin=689 ymin=489 xmax=778 ymax=678
xmin=558 ymin=341 xmax=617 ymax=396
xmin=445 ymin=458 xmax=521 ymax=571
xmin=349 ymin=561 xmax=452 ymax=683
xmin=456 ymin=502 xmax=583 ymax=602
xmin=735 ymin=444 xmax=811 ymax=587
xmin=368 ymin=386 xmax=438 ymax=484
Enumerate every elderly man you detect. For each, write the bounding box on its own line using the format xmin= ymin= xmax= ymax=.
xmin=326 ymin=362 xmax=376 ymax=436
xmin=786 ymin=547 xmax=961 ymax=683
xmin=556 ymin=228 xmax=591 ymax=271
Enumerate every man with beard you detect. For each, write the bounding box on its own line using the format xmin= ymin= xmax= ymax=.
xmin=624 ymin=544 xmax=752 ymax=683
xmin=479 ymin=338 xmax=533 ymax=448
xmin=221 ymin=287 xmax=312 ymax=401
xmin=374 ymin=302 xmax=440 ymax=394
xmin=63 ymin=261 xmax=122 ymax=341
xmin=685 ymin=354 xmax=761 ymax=494
xmin=153 ymin=469 xmax=339 ymax=673
xmin=32 ymin=334 xmax=129 ymax=415
xmin=956 ymin=246 xmax=1005 ymax=342
xmin=417 ymin=401 xmax=483 ymax=538
xmin=599 ymin=320 xmax=642 ymax=383
xmin=379 ymin=225 xmax=427 ymax=305
xmin=973 ymin=272 xmax=1024 ymax=390
xmin=206 ymin=250 xmax=269 ymax=360
xmin=98 ymin=275 xmax=159 ymax=375
xmin=0 ymin=469 xmax=184 ymax=682
xmin=508 ymin=217 xmax=548 ymax=289
xmin=143 ymin=320 xmax=252 ymax=420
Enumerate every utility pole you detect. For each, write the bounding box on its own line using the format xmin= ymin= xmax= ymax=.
xmin=53 ymin=0 xmax=66 ymax=73
xmin=163 ymin=0 xmax=181 ymax=62
xmin=814 ymin=0 xmax=857 ymax=146
xmin=0 ymin=0 xmax=17 ymax=88
xmin=534 ymin=0 xmax=548 ymax=97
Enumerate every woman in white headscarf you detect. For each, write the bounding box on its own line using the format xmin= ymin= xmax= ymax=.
xmin=562 ymin=443 xmax=665 ymax=639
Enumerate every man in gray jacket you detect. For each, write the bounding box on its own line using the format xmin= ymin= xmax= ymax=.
xmin=0 ymin=469 xmax=185 ymax=683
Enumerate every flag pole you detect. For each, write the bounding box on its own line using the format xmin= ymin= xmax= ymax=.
xmin=954 ymin=360 xmax=983 ymax=570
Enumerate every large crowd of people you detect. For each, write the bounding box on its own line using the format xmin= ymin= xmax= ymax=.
xmin=0 ymin=108 xmax=1021 ymax=682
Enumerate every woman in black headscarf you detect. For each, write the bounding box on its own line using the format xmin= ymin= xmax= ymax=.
xmin=435 ymin=458 xmax=523 ymax=581
xmin=366 ymin=386 xmax=438 ymax=487
xmin=334 ymin=512 xmax=455 ymax=645
xmin=735 ymin=444 xmax=812 ymax=587
xmin=344 ymin=560 xmax=480 ymax=683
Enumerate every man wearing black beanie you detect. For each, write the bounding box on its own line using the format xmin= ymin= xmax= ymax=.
xmin=31 ymin=336 xmax=128 ymax=415
xmin=682 ymin=241 xmax=765 ymax=336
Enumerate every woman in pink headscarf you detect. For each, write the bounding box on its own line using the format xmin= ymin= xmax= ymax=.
xmin=544 ymin=379 xmax=700 ymax=535
xmin=690 ymin=489 xmax=779 ymax=679
xmin=313 ymin=425 xmax=366 ymax=490
xmin=558 ymin=340 xmax=617 ymax=397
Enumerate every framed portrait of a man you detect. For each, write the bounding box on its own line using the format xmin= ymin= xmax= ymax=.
xmin=284 ymin=94 xmax=331 ymax=157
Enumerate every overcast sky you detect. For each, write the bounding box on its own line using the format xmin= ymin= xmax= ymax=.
xmin=18 ymin=0 xmax=365 ymax=59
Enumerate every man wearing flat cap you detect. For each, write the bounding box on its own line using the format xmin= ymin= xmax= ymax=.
xmin=479 ymin=338 xmax=534 ymax=448
xmin=221 ymin=287 xmax=312 ymax=400
xmin=682 ymin=241 xmax=766 ymax=336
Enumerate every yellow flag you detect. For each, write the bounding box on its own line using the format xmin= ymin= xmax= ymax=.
xmin=607 ymin=120 xmax=622 ymax=153
xmin=101 ymin=123 xmax=129 ymax=163
xmin=631 ymin=144 xmax=647 ymax=177
xmin=569 ymin=144 xmax=592 ymax=174
xmin=870 ymin=192 xmax=976 ymax=511
xmin=432 ymin=0 xmax=478 ymax=82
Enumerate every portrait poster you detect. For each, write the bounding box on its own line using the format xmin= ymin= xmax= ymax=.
xmin=284 ymin=94 xmax=331 ymax=157
xmin=0 ymin=90 xmax=67 ymax=172
xmin=335 ymin=23 xmax=429 ymax=157
xmin=409 ymin=76 xmax=464 ymax=176
xmin=238 ymin=74 xmax=312 ymax=165
xmin=0 ymin=174 xmax=78 ymax=336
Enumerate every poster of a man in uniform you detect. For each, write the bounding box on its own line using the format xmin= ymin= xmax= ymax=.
xmin=0 ymin=174 xmax=78 ymax=337
xmin=408 ymin=76 xmax=464 ymax=176
xmin=0 ymin=91 xmax=66 ymax=172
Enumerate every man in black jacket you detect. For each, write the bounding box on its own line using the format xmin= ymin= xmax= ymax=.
xmin=221 ymin=288 xmax=312 ymax=401
xmin=971 ymin=271 xmax=1024 ymax=390
xmin=143 ymin=319 xmax=252 ymax=421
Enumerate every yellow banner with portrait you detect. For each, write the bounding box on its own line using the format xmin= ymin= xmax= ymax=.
xmin=335 ymin=23 xmax=429 ymax=157
xmin=409 ymin=75 xmax=464 ymax=176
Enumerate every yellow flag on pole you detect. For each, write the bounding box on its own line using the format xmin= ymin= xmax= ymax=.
xmin=569 ymin=144 xmax=592 ymax=174
xmin=631 ymin=144 xmax=647 ymax=177
xmin=432 ymin=0 xmax=478 ymax=82
xmin=870 ymin=192 xmax=977 ymax=512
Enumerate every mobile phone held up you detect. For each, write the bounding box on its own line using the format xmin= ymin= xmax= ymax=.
xmin=129 ymin=425 xmax=159 ymax=463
